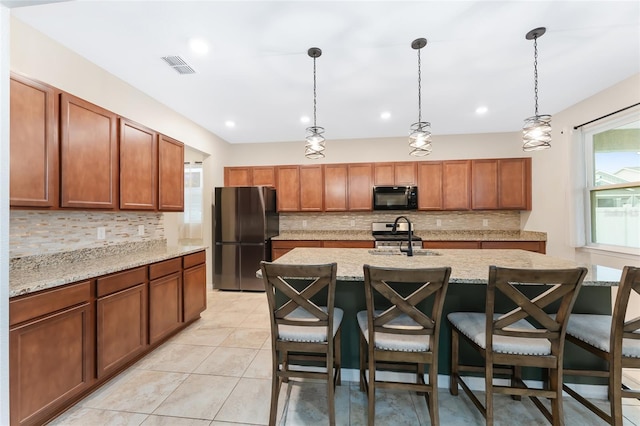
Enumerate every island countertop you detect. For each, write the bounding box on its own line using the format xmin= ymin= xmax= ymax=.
xmin=272 ymin=248 xmax=619 ymax=286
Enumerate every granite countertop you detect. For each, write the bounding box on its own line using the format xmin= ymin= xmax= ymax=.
xmin=273 ymin=230 xmax=547 ymax=242
xmin=271 ymin=247 xmax=620 ymax=286
xmin=9 ymin=240 xmax=207 ymax=298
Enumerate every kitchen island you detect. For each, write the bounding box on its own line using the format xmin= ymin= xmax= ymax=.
xmin=271 ymin=247 xmax=620 ymax=378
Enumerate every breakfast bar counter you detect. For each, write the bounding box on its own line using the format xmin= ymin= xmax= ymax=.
xmin=271 ymin=248 xmax=620 ymax=376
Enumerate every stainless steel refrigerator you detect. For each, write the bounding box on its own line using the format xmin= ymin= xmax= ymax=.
xmin=213 ymin=186 xmax=279 ymax=291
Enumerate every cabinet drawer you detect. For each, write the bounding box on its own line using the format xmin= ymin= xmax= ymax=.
xmin=272 ymin=240 xmax=322 ymax=249
xmin=10 ymin=281 xmax=91 ymax=327
xmin=323 ymin=240 xmax=374 ymax=248
xmin=149 ymin=257 xmax=182 ymax=280
xmin=481 ymin=241 xmax=545 ymax=253
xmin=183 ymin=251 xmax=206 ymax=269
xmin=97 ymin=267 xmax=147 ymax=298
xmin=422 ymin=241 xmax=481 ymax=249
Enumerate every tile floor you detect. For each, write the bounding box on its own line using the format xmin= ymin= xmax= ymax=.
xmin=50 ymin=289 xmax=640 ymax=425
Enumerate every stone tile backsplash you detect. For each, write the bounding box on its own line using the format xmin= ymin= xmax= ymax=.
xmin=279 ymin=211 xmax=520 ymax=232
xmin=10 ymin=210 xmax=165 ymax=258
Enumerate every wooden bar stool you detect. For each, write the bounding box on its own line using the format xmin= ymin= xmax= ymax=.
xmin=563 ymin=266 xmax=640 ymax=425
xmin=260 ymin=261 xmax=342 ymax=426
xmin=448 ymin=265 xmax=587 ymax=426
xmin=358 ymin=264 xmax=451 ymax=426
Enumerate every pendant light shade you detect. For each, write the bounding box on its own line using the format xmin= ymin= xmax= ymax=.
xmin=409 ymin=38 xmax=432 ymax=157
xmin=522 ymin=27 xmax=552 ymax=151
xmin=305 ymin=47 xmax=325 ymax=159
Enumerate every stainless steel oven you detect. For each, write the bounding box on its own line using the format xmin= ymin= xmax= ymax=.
xmin=371 ymin=221 xmax=422 ymax=249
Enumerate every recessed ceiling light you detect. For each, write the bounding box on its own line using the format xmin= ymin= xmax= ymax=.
xmin=189 ymin=38 xmax=209 ymax=55
xmin=380 ymin=111 xmax=391 ymax=120
xmin=475 ymin=106 xmax=488 ymax=114
xmin=225 ymin=120 xmax=235 ymax=128
xmin=300 ymin=116 xmax=310 ymax=124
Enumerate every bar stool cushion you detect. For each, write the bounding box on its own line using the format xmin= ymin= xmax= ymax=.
xmin=357 ymin=310 xmax=430 ymax=352
xmin=279 ymin=306 xmax=344 ymax=343
xmin=567 ymin=314 xmax=640 ymax=358
xmin=448 ymin=312 xmax=551 ymax=355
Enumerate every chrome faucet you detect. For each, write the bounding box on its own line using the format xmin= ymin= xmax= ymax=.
xmin=391 ymin=215 xmax=413 ymax=257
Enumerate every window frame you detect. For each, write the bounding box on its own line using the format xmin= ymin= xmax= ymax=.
xmin=582 ymin=108 xmax=640 ymax=255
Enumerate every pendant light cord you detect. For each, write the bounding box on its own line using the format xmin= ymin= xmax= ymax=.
xmin=417 ymin=47 xmax=422 ymax=123
xmin=533 ymin=35 xmax=539 ymax=116
xmin=313 ymin=56 xmax=317 ymax=128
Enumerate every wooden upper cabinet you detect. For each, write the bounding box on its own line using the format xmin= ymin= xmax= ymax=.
xmin=394 ymin=162 xmax=417 ymax=185
xmin=442 ymin=160 xmax=471 ymax=210
xmin=300 ymin=165 xmax=323 ymax=211
xmin=324 ymin=164 xmax=348 ymax=211
xmin=252 ymin=166 xmax=276 ymax=187
xmin=60 ymin=93 xmax=118 ymax=209
xmin=224 ymin=167 xmax=252 ymax=186
xmin=276 ymin=166 xmax=300 ymax=211
xmin=10 ymin=74 xmax=59 ymax=208
xmin=374 ymin=163 xmax=395 ymax=186
xmin=158 ymin=134 xmax=184 ymax=211
xmin=471 ymin=159 xmax=499 ymax=210
xmin=417 ymin=161 xmax=443 ymax=210
xmin=119 ymin=119 xmax=157 ymax=210
xmin=348 ymin=163 xmax=373 ymax=211
xmin=499 ymin=158 xmax=531 ymax=210
xmin=374 ymin=162 xmax=417 ymax=186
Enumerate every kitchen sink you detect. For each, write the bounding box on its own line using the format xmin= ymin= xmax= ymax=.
xmin=368 ymin=248 xmax=442 ymax=256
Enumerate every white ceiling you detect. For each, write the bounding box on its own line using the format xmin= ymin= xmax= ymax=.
xmin=8 ymin=0 xmax=640 ymax=145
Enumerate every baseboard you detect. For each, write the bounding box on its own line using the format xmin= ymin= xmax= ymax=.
xmin=339 ymin=368 xmax=609 ymax=399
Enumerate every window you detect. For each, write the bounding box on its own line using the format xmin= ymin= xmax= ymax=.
xmin=583 ymin=110 xmax=640 ymax=252
xmin=181 ymin=161 xmax=203 ymax=241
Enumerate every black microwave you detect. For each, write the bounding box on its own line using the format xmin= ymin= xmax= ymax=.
xmin=372 ymin=186 xmax=418 ymax=210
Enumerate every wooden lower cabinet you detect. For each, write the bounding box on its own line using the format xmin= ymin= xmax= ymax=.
xmin=9 ymin=282 xmax=94 ymax=426
xmin=149 ymin=271 xmax=183 ymax=344
xmin=96 ymin=266 xmax=148 ymax=378
xmin=183 ymin=252 xmax=207 ymax=323
xmin=423 ymin=240 xmax=545 ymax=253
xmin=272 ymin=240 xmax=375 ymax=259
xmin=323 ymin=240 xmax=374 ymax=248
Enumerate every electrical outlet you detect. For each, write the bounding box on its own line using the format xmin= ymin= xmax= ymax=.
xmin=350 ymin=220 xmax=355 ymax=227
xmin=436 ymin=219 xmax=442 ymax=227
xmin=302 ymin=220 xmax=307 ymax=228
xmin=97 ymin=227 xmax=106 ymax=240
xmin=483 ymin=219 xmax=489 ymax=227
xmin=138 ymin=225 xmax=145 ymax=236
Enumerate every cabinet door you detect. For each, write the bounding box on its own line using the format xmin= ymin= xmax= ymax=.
xmin=10 ymin=303 xmax=93 ymax=426
xmin=149 ymin=272 xmax=183 ymax=344
xmin=96 ymin=284 xmax=147 ymax=378
xmin=499 ymin=158 xmax=532 ymax=210
xmin=422 ymin=241 xmax=480 ymax=249
xmin=300 ymin=165 xmax=323 ymax=211
xmin=442 ymin=160 xmax=471 ymax=210
xmin=225 ymin=167 xmax=252 ymax=186
xmin=471 ymin=159 xmax=498 ymax=210
xmin=60 ymin=93 xmax=117 ymax=209
xmin=322 ymin=241 xmax=375 ymax=248
xmin=348 ymin=163 xmax=373 ymax=211
xmin=276 ymin=166 xmax=300 ymax=211
xmin=394 ymin=162 xmax=417 ymax=185
xmin=10 ymin=74 xmax=59 ymax=208
xmin=252 ymin=166 xmax=276 ymax=187
xmin=481 ymin=240 xmax=544 ymax=254
xmin=324 ymin=164 xmax=348 ymax=211
xmin=120 ymin=119 xmax=157 ymax=210
xmin=183 ymin=263 xmax=207 ymax=323
xmin=417 ymin=162 xmax=443 ymax=210
xmin=158 ymin=134 xmax=184 ymax=211
xmin=374 ymin=163 xmax=395 ymax=186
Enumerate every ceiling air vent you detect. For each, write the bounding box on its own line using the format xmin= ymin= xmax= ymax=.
xmin=161 ymin=55 xmax=196 ymax=75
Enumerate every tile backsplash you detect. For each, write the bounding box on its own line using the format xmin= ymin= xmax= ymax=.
xmin=280 ymin=211 xmax=521 ymax=232
xmin=10 ymin=210 xmax=165 ymax=258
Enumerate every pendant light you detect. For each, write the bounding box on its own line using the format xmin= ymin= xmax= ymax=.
xmin=522 ymin=27 xmax=552 ymax=151
xmin=409 ymin=38 xmax=432 ymax=156
xmin=305 ymin=47 xmax=325 ymax=159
